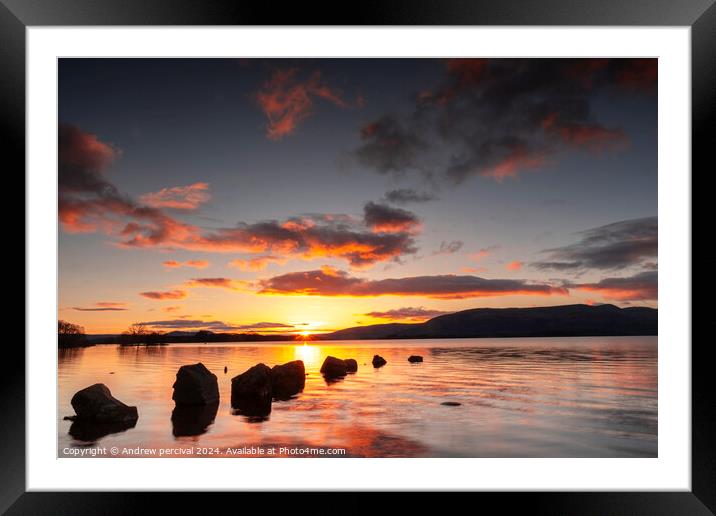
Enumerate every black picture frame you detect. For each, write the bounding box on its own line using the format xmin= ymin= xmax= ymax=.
xmin=6 ymin=0 xmax=709 ymax=512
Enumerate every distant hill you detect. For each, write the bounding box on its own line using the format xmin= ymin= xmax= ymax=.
xmin=85 ymin=330 xmax=296 ymax=345
xmin=315 ymin=304 xmax=657 ymax=340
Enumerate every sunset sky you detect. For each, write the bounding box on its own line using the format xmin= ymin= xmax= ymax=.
xmin=58 ymin=58 xmax=657 ymax=335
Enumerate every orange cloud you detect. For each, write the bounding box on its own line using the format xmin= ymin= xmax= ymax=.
xmin=461 ymin=266 xmax=488 ymax=274
xmin=228 ymin=255 xmax=286 ymax=271
xmin=364 ymin=306 xmax=451 ymax=322
xmin=140 ymin=182 xmax=210 ymax=210
xmin=58 ymin=126 xmax=417 ymax=268
xmin=140 ymin=290 xmax=188 ymax=300
xmin=95 ymin=301 xmax=127 ymax=308
xmin=257 ymin=68 xmax=353 ymax=140
xmin=163 ymin=260 xmax=210 ymax=269
xmin=541 ymin=112 xmax=627 ymax=154
xmin=162 ymin=305 xmax=182 ymax=312
xmin=506 ymin=261 xmax=523 ymax=271
xmin=470 ymin=246 xmax=499 ymax=261
xmin=122 ymin=213 xmax=418 ymax=268
xmin=482 ymin=146 xmax=548 ymax=181
xmin=571 ymin=271 xmax=657 ymax=301
xmin=184 ymin=277 xmax=245 ymax=290
xmin=258 ymin=267 xmax=568 ymax=299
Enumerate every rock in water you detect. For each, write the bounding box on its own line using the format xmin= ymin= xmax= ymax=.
xmin=441 ymin=401 xmax=462 ymax=406
xmin=408 ymin=355 xmax=423 ymax=363
xmin=172 ymin=363 xmax=219 ymax=405
xmin=231 ymin=363 xmax=273 ymax=416
xmin=271 ymin=360 xmax=306 ymax=400
xmin=320 ymin=356 xmax=348 ymax=378
xmin=70 ymin=383 xmax=138 ymax=423
xmin=372 ymin=355 xmax=387 ymax=368
xmin=344 ymin=358 xmax=358 ymax=373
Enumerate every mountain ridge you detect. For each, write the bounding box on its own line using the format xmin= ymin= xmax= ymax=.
xmin=314 ymin=303 xmax=657 ymax=340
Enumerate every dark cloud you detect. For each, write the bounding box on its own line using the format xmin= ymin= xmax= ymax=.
xmin=354 ymin=115 xmax=428 ymax=174
xmin=384 ymin=188 xmax=437 ymax=204
xmin=364 ymin=307 xmax=452 ymax=321
xmin=257 ymin=266 xmax=567 ymax=299
xmin=533 ymin=217 xmax=657 ymax=271
xmin=363 ymin=202 xmax=421 ymax=234
xmin=434 ymin=240 xmax=464 ymax=255
xmin=569 ymin=270 xmax=657 ymax=301
xmin=58 ymin=123 xmax=120 ymax=196
xmin=353 ymin=59 xmax=653 ymax=183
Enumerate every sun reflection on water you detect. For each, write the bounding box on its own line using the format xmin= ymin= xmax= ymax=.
xmin=294 ymin=343 xmax=321 ymax=367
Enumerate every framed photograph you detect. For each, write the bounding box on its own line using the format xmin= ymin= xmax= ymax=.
xmin=9 ymin=0 xmax=709 ymax=511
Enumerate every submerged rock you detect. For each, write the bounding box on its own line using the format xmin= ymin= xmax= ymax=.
xmin=172 ymin=363 xmax=220 ymax=405
xmin=171 ymin=401 xmax=219 ymax=437
xmin=408 ymin=355 xmax=423 ymax=363
xmin=70 ymin=383 xmax=138 ymax=424
xmin=344 ymin=358 xmax=358 ymax=373
xmin=372 ymin=355 xmax=387 ymax=368
xmin=231 ymin=363 xmax=272 ymax=416
xmin=320 ymin=356 xmax=348 ymax=378
xmin=271 ymin=360 xmax=306 ymax=400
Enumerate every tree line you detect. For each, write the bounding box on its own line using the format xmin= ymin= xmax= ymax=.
xmin=58 ymin=320 xmax=296 ymax=347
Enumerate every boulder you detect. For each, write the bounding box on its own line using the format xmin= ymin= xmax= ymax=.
xmin=231 ymin=363 xmax=272 ymax=416
xmin=271 ymin=360 xmax=306 ymax=400
xmin=408 ymin=355 xmax=423 ymax=363
xmin=320 ymin=356 xmax=348 ymax=378
xmin=344 ymin=358 xmax=358 ymax=373
xmin=70 ymin=383 xmax=138 ymax=424
xmin=172 ymin=363 xmax=220 ymax=405
xmin=372 ymin=355 xmax=387 ymax=368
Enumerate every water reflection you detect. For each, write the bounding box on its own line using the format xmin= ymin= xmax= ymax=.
xmin=294 ymin=343 xmax=320 ymax=367
xmin=171 ymin=402 xmax=219 ymax=437
xmin=58 ymin=337 xmax=658 ymax=457
xmin=69 ymin=418 xmax=138 ymax=443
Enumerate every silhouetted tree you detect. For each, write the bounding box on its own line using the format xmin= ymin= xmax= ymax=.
xmin=120 ymin=323 xmax=149 ymax=345
xmin=58 ymin=320 xmax=88 ymax=348
xmin=120 ymin=323 xmax=168 ymax=345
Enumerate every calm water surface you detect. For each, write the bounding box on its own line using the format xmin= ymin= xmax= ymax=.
xmin=58 ymin=337 xmax=657 ymax=457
